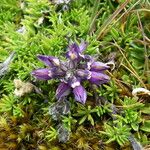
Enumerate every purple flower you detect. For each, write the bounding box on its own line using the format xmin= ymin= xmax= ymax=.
xmin=56 ymin=82 xmax=71 ymax=100
xmin=32 ymin=68 xmax=52 ymax=80
xmin=90 ymin=61 xmax=110 ymax=72
xmin=32 ymin=41 xmax=110 ymax=104
xmin=37 ymin=55 xmax=60 ymax=67
xmin=89 ymin=71 xmax=110 ymax=85
xmin=73 ymin=85 xmax=87 ymax=104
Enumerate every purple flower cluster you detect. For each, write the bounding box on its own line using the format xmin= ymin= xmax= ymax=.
xmin=32 ymin=41 xmax=110 ymax=104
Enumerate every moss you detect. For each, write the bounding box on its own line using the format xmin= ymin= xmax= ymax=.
xmin=0 ymin=0 xmax=150 ymax=149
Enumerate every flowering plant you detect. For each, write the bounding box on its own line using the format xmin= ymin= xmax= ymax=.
xmin=32 ymin=41 xmax=110 ymax=104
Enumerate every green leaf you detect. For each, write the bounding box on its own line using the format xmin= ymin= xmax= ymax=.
xmin=13 ymin=105 xmax=24 ymax=117
xmin=79 ymin=115 xmax=87 ymax=125
xmin=0 ymin=94 xmax=15 ymax=112
xmin=141 ymin=107 xmax=150 ymax=114
xmin=105 ymin=137 xmax=116 ymax=144
xmin=88 ymin=114 xmax=94 ymax=126
xmin=46 ymin=127 xmax=58 ymax=142
xmin=140 ymin=120 xmax=150 ymax=132
xmin=110 ymin=27 xmax=120 ymax=40
xmin=131 ymin=123 xmax=139 ymax=131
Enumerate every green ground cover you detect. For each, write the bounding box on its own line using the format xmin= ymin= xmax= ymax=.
xmin=0 ymin=0 xmax=150 ymax=149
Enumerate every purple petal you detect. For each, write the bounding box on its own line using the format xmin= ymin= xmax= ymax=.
xmin=32 ymin=68 xmax=52 ymax=80
xmin=60 ymin=61 xmax=68 ymax=71
xmin=89 ymin=71 xmax=110 ymax=85
xmin=51 ymin=67 xmax=66 ymax=77
xmin=90 ymin=61 xmax=110 ymax=72
xmin=66 ymin=43 xmax=80 ymax=60
xmin=68 ymin=43 xmax=80 ymax=52
xmin=76 ymin=69 xmax=91 ymax=79
xmin=37 ymin=55 xmax=53 ymax=67
xmin=83 ymin=55 xmax=95 ymax=69
xmin=73 ymin=85 xmax=87 ymax=104
xmin=56 ymin=82 xmax=71 ymax=100
xmin=79 ymin=41 xmax=88 ymax=53
xmin=37 ymin=54 xmax=60 ymax=67
xmin=83 ymin=55 xmax=95 ymax=62
xmin=68 ymin=76 xmax=81 ymax=88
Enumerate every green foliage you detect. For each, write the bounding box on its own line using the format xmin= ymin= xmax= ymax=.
xmin=0 ymin=0 xmax=149 ymax=149
xmin=13 ymin=105 xmax=25 ymax=117
xmin=100 ymin=122 xmax=131 ymax=146
xmin=0 ymin=94 xmax=26 ymax=117
xmin=120 ymin=96 xmax=144 ymax=110
xmin=62 ymin=115 xmax=77 ymax=131
xmin=141 ymin=106 xmax=150 ymax=114
xmin=0 ymin=0 xmax=21 ymax=24
xmin=74 ymin=105 xmax=96 ymax=126
xmin=140 ymin=120 xmax=150 ymax=132
xmin=0 ymin=94 xmax=15 ymax=112
xmin=74 ymin=103 xmax=111 ymax=126
xmin=45 ymin=127 xmax=58 ymax=141
xmin=102 ymin=81 xmax=122 ymax=102
xmin=94 ymin=104 xmax=112 ymax=117
xmin=115 ymin=97 xmax=144 ymax=131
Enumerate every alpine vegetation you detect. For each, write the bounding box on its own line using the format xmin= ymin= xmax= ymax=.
xmin=0 ymin=0 xmax=149 ymax=149
xmin=51 ymin=0 xmax=71 ymax=4
xmin=32 ymin=41 xmax=110 ymax=104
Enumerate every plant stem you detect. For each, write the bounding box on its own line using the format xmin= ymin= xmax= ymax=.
xmin=137 ymin=11 xmax=150 ymax=83
xmin=112 ymin=42 xmax=147 ymax=89
xmin=96 ymin=0 xmax=130 ymax=40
